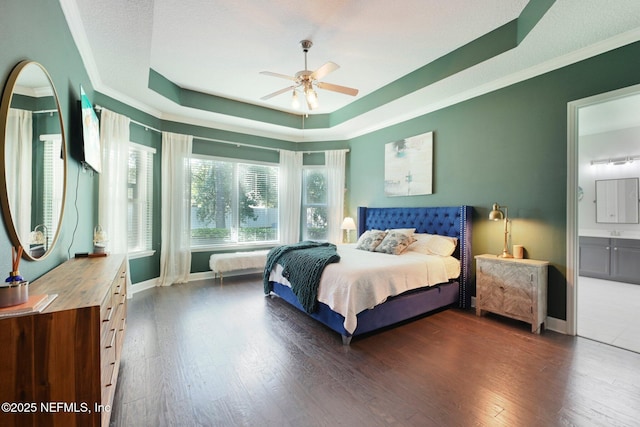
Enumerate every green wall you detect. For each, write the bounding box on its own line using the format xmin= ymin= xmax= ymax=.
xmin=0 ymin=0 xmax=98 ymax=281
xmin=347 ymin=41 xmax=640 ymax=319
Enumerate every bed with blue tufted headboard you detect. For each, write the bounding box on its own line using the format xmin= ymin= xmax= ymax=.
xmin=267 ymin=205 xmax=473 ymax=344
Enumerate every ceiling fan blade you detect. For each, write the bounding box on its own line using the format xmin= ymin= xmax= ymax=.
xmin=260 ymin=86 xmax=296 ymax=100
xmin=310 ymin=62 xmax=339 ymax=81
xmin=260 ymin=71 xmax=297 ymax=81
xmin=316 ymin=81 xmax=359 ymax=96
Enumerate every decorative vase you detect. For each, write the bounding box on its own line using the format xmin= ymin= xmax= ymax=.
xmin=0 ymin=279 xmax=29 ymax=308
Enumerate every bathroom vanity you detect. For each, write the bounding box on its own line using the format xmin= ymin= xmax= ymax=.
xmin=579 ymin=236 xmax=640 ymax=284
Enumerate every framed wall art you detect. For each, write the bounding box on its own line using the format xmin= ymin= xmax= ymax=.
xmin=384 ymin=131 xmax=433 ymax=196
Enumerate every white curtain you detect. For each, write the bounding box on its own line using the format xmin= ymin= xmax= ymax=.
xmin=158 ymin=132 xmax=193 ymax=286
xmin=326 ymin=150 xmax=347 ymax=244
xmin=6 ymin=109 xmax=32 ymax=242
xmin=99 ymin=109 xmax=130 ymax=255
xmin=279 ymin=150 xmax=303 ymax=244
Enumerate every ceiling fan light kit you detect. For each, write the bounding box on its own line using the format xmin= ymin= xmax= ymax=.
xmin=291 ymin=89 xmax=300 ymax=109
xmin=260 ymin=39 xmax=359 ymax=111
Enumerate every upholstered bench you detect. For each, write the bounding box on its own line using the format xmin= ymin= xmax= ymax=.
xmin=209 ymin=250 xmax=269 ymax=284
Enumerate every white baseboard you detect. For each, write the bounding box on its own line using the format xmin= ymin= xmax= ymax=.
xmin=130 ymin=268 xmax=262 ymax=296
xmin=189 ymin=271 xmax=215 ymax=282
xmin=545 ymin=316 xmax=567 ymax=334
xmin=129 ymin=278 xmax=158 ymax=296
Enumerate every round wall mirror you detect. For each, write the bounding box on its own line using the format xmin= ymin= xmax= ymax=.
xmin=0 ymin=61 xmax=67 ymax=261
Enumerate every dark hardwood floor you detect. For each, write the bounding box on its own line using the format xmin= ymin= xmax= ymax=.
xmin=109 ymin=275 xmax=640 ymax=426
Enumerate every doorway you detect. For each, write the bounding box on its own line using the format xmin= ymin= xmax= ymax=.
xmin=567 ymin=84 xmax=640 ymax=353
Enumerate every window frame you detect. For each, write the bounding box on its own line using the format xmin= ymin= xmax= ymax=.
xmin=127 ymin=142 xmax=156 ymax=258
xmin=190 ymin=154 xmax=280 ymax=250
xmin=301 ymin=166 xmax=329 ymax=241
xmin=40 ymin=133 xmax=64 ymax=249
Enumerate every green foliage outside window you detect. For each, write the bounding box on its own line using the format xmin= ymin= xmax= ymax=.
xmin=190 ymin=158 xmax=278 ymax=245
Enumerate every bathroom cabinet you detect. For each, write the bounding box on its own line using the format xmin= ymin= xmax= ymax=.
xmin=579 ymin=237 xmax=640 ymax=284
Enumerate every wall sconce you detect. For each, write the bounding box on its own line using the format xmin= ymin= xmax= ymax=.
xmin=93 ymin=225 xmax=108 ymax=254
xmin=489 ymin=203 xmax=512 ymax=258
xmin=341 ymin=217 xmax=356 ymax=243
xmin=29 ymin=224 xmax=48 ymax=258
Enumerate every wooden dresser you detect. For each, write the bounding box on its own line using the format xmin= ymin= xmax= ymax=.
xmin=475 ymin=254 xmax=548 ymax=334
xmin=0 ymin=255 xmax=127 ymax=427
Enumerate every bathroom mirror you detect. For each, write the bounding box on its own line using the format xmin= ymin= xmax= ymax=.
xmin=595 ymin=178 xmax=639 ymax=224
xmin=0 ymin=61 xmax=67 ymax=260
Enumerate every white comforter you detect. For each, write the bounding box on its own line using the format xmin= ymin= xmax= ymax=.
xmin=269 ymin=244 xmax=460 ymax=334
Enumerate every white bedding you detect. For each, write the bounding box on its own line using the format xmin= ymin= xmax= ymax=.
xmin=269 ymin=244 xmax=460 ymax=334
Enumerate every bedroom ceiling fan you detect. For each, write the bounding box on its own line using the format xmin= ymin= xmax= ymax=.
xmin=260 ymin=40 xmax=359 ymax=111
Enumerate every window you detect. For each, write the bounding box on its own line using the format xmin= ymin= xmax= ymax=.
xmin=302 ymin=167 xmax=328 ymax=240
xmin=190 ymin=156 xmax=279 ymax=246
xmin=41 ymin=134 xmax=64 ymax=245
xmin=127 ymin=143 xmax=155 ymax=254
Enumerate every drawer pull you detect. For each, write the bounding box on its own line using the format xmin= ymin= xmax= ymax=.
xmin=106 ymin=328 xmax=116 ymax=349
xmin=106 ymin=362 xmax=117 ymax=387
xmin=103 ymin=306 xmax=113 ymax=322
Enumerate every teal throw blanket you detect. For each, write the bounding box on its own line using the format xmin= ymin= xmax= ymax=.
xmin=263 ymin=241 xmax=340 ymax=313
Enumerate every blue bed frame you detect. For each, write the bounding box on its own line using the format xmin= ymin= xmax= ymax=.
xmin=268 ymin=205 xmax=473 ymax=344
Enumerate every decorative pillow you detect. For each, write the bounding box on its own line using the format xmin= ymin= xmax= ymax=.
xmin=374 ymin=231 xmax=416 ymax=255
xmin=408 ymin=233 xmax=458 ymax=256
xmin=355 ymin=230 xmax=387 ymax=251
xmin=385 ymin=228 xmax=416 ymax=237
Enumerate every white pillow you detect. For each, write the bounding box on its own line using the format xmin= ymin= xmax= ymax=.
xmin=409 ymin=233 xmax=458 ymax=256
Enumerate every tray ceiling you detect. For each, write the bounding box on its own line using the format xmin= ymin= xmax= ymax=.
xmin=60 ymin=0 xmax=640 ymax=142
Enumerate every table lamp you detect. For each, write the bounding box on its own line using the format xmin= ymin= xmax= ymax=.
xmin=489 ymin=203 xmax=512 ymax=258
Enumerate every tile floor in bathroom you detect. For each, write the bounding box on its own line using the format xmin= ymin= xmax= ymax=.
xmin=578 ymin=275 xmax=640 ymax=353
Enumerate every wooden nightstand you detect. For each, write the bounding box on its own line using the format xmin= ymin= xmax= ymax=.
xmin=475 ymin=254 xmax=548 ymax=333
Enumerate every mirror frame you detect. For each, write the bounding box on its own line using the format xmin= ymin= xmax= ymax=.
xmin=0 ymin=61 xmax=67 ymax=261
xmin=595 ymin=177 xmax=640 ymax=224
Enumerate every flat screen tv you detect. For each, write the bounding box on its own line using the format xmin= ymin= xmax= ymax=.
xmin=80 ymin=86 xmax=101 ymax=173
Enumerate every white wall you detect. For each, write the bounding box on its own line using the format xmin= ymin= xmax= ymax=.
xmin=578 ymin=125 xmax=640 ymax=237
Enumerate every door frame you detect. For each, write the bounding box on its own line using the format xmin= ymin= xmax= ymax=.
xmin=566 ymin=82 xmax=640 ymax=336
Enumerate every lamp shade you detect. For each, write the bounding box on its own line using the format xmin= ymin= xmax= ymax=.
xmin=93 ymin=225 xmax=108 ymax=254
xmin=341 ymin=217 xmax=356 ymax=231
xmin=30 ymin=224 xmax=47 ymax=244
xmin=489 ymin=203 xmax=505 ymax=221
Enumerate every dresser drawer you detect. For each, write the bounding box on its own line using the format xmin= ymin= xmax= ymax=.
xmin=100 ymin=326 xmax=117 ymax=385
xmin=100 ymin=289 xmax=114 ymax=325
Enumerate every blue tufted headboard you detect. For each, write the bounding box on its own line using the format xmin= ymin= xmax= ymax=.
xmin=357 ymin=206 xmax=473 ymax=308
